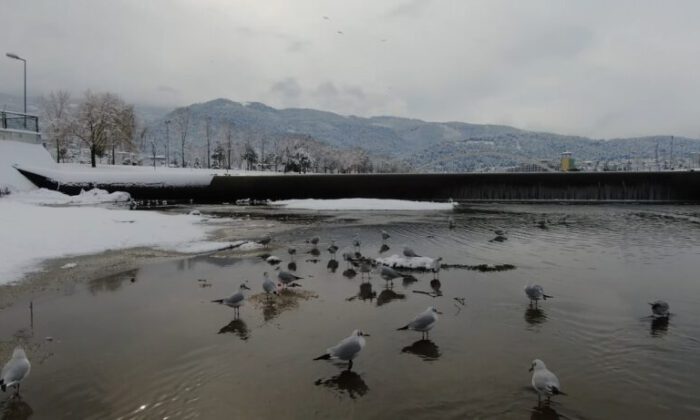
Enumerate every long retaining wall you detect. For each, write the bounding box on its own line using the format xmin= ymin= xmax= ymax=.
xmin=15 ymin=168 xmax=700 ymax=203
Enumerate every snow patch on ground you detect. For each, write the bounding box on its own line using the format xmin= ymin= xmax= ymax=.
xmin=8 ymin=188 xmax=131 ymax=205
xmin=164 ymin=240 xmax=264 ymax=254
xmin=272 ymin=198 xmax=456 ymax=211
xmin=376 ymin=254 xmax=435 ymax=270
xmin=0 ymin=200 xmax=214 ymax=285
xmin=0 ymin=140 xmax=57 ymax=192
xmin=60 ymin=262 xmax=78 ymax=269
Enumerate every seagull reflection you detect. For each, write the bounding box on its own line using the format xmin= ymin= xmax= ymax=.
xmin=402 ymin=274 xmax=419 ymax=287
xmin=376 ymin=287 xmax=406 ymax=306
xmin=218 ymin=318 xmax=250 ymax=340
xmin=262 ymin=299 xmax=279 ymax=321
xmin=327 ymin=259 xmax=339 ymax=273
xmin=530 ymin=404 xmax=561 ymax=420
xmin=401 ymin=339 xmax=441 ymax=361
xmin=342 ymin=268 xmax=357 ymax=278
xmin=0 ymin=397 xmax=33 ymax=420
xmin=315 ymin=370 xmax=369 ymax=400
xmin=430 ymin=279 xmax=442 ymax=295
xmin=379 ymin=244 xmax=390 ymax=253
xmin=287 ymin=261 xmax=297 ymax=271
xmin=651 ymin=316 xmax=670 ymax=337
xmin=309 ymin=248 xmax=321 ymax=257
xmin=347 ymin=282 xmax=376 ymax=303
xmin=525 ymin=307 xmax=547 ymax=325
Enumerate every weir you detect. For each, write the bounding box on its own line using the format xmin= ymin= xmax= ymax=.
xmin=14 ymin=167 xmax=700 ymax=203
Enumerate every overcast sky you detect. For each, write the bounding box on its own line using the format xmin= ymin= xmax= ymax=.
xmin=4 ymin=0 xmax=700 ymax=138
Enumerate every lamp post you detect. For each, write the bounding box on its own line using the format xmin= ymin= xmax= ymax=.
xmin=5 ymin=52 xmax=27 ymax=128
xmin=164 ymin=119 xmax=171 ymax=167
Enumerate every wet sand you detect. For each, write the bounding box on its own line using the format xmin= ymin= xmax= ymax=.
xmin=2 ymin=204 xmax=700 ymax=419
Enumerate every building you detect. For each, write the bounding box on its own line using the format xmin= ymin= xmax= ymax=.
xmin=560 ymin=152 xmax=576 ymax=172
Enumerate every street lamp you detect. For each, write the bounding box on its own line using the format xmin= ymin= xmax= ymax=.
xmin=5 ymin=52 xmax=27 ymax=127
xmin=164 ymin=119 xmax=171 ymax=167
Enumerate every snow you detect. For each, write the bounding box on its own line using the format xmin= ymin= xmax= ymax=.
xmin=8 ymin=188 xmax=131 ymax=205
xmin=166 ymin=240 xmax=263 ymax=254
xmin=60 ymin=262 xmax=78 ymax=269
xmin=0 ymin=200 xmax=216 ymax=285
xmin=375 ymin=254 xmax=435 ymax=270
xmin=0 ymin=140 xmax=57 ymax=192
xmin=271 ymin=198 xmax=456 ymax=211
xmin=266 ymin=255 xmax=282 ymax=264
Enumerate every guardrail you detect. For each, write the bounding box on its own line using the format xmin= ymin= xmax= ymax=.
xmin=0 ymin=110 xmax=39 ymax=133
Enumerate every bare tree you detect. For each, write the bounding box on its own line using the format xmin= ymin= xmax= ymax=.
xmin=110 ymin=104 xmax=136 ymax=164
xmin=205 ymin=117 xmax=212 ymax=169
xmin=174 ymin=108 xmax=191 ymax=167
xmin=39 ymin=90 xmax=72 ymax=163
xmin=72 ymin=90 xmax=132 ymax=168
xmin=224 ymin=122 xmax=234 ymax=170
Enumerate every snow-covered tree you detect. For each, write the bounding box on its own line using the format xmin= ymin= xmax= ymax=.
xmin=39 ymin=90 xmax=72 ymax=163
xmin=174 ymin=108 xmax=190 ymax=167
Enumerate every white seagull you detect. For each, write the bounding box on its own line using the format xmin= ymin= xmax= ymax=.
xmin=212 ymin=283 xmax=251 ymax=317
xmin=530 ymin=359 xmax=566 ymax=404
xmin=262 ymin=272 xmax=278 ymax=296
xmin=397 ymin=306 xmax=442 ymax=339
xmin=524 ymin=284 xmax=553 ymax=306
xmin=380 ymin=265 xmax=402 ymax=284
xmin=381 ymin=230 xmax=391 ymax=242
xmin=1 ymin=347 xmax=31 ymax=397
xmin=314 ymin=329 xmax=369 ymax=370
xmin=403 ymin=246 xmax=421 ymax=258
xmin=278 ymin=270 xmax=303 ymax=287
xmin=431 ymin=257 xmax=443 ymax=280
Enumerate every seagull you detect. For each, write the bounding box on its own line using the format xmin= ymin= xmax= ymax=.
xmin=494 ymin=229 xmax=507 ymax=236
xmin=259 ymin=234 xmax=272 ymax=247
xmin=431 ymin=257 xmax=443 ymax=280
xmin=380 ymin=265 xmax=402 ymax=284
xmin=278 ymin=270 xmax=303 ymax=287
xmin=530 ymin=359 xmax=566 ymax=404
xmin=337 ymin=30 xmax=344 ymax=35
xmin=397 ymin=306 xmax=442 ymax=339
xmin=359 ymin=261 xmax=372 ymax=280
xmin=381 ymin=230 xmax=390 ymax=242
xmin=649 ymin=300 xmax=670 ymax=318
xmin=309 ymin=236 xmax=320 ymax=246
xmin=352 ymin=234 xmax=361 ymax=253
xmin=0 ymin=347 xmax=31 ymax=397
xmin=403 ymin=247 xmax=421 ymax=258
xmin=212 ymin=283 xmax=251 ymax=317
xmin=323 ymin=16 xmax=330 ymax=20
xmin=327 ymin=240 xmax=339 ymax=257
xmin=524 ymin=284 xmax=553 ymax=306
xmin=288 ymin=247 xmax=297 ymax=259
xmin=262 ymin=272 xmax=278 ymax=296
xmin=314 ymin=330 xmax=368 ymax=371
xmin=448 ymin=216 xmax=455 ymax=229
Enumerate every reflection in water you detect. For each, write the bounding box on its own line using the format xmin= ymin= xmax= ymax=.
xmin=401 ymin=339 xmax=441 ymax=361
xmin=347 ymin=282 xmax=376 ymax=303
xmin=315 ymin=370 xmax=369 ymax=400
xmin=250 ymin=289 xmax=317 ymax=322
xmin=309 ymin=248 xmax=321 ymax=257
xmin=651 ymin=316 xmax=670 ymax=337
xmin=327 ymin=259 xmax=339 ymax=273
xmin=262 ymin=299 xmax=279 ymax=322
xmin=218 ymin=318 xmax=250 ymax=340
xmin=430 ymin=279 xmax=442 ymax=295
xmin=530 ymin=404 xmax=561 ymax=420
xmin=287 ymin=261 xmax=297 ymax=271
xmin=0 ymin=397 xmax=33 ymax=420
xmin=525 ymin=307 xmax=547 ymax=326
xmin=342 ymin=268 xmax=357 ymax=278
xmin=379 ymin=244 xmax=390 ymax=253
xmin=376 ymin=288 xmax=406 ymax=306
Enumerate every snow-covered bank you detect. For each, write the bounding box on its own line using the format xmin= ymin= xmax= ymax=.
xmin=0 ymin=140 xmax=57 ymax=192
xmin=8 ymin=188 xmax=131 ymax=205
xmin=272 ymin=198 xmax=456 ymax=211
xmin=0 ymin=200 xmax=219 ymax=285
xmin=376 ymin=254 xmax=435 ymax=270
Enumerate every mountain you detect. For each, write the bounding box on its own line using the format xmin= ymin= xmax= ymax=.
xmin=153 ymin=98 xmax=700 ymax=171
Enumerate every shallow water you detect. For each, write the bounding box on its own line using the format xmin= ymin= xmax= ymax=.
xmin=2 ymin=204 xmax=700 ymax=419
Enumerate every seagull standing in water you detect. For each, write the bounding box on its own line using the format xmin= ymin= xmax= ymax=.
xmin=1 ymin=347 xmax=31 ymax=397
xmin=314 ymin=330 xmax=369 ymax=371
xmin=327 ymin=240 xmax=339 ymax=257
xmin=259 ymin=234 xmax=272 ymax=247
xmin=262 ymin=272 xmax=278 ymax=296
xmin=212 ymin=283 xmax=251 ymax=317
xmin=649 ymin=300 xmax=670 ymax=318
xmin=381 ymin=230 xmax=390 ymax=243
xmin=530 ymin=359 xmax=566 ymax=404
xmin=525 ymin=284 xmax=553 ymax=307
xmin=403 ymin=247 xmax=421 ymax=258
xmin=352 ymin=234 xmax=361 ymax=254
xmin=431 ymin=257 xmax=443 ymax=280
xmin=278 ymin=270 xmax=303 ymax=288
xmin=448 ymin=216 xmax=455 ymax=229
xmin=380 ymin=265 xmax=402 ymax=285
xmin=397 ymin=306 xmax=442 ymax=340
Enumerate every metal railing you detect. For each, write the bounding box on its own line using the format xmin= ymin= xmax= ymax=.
xmin=0 ymin=110 xmax=39 ymax=133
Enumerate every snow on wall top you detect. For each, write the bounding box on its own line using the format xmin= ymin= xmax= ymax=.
xmin=0 ymin=140 xmax=57 ymax=192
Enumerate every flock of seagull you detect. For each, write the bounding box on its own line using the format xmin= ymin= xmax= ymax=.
xmin=0 ymin=227 xmax=673 ymax=407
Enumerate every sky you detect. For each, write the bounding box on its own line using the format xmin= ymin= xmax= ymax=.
xmin=3 ymin=0 xmax=700 ymax=139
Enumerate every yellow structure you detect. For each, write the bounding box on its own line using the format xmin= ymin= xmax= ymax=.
xmin=560 ymin=152 xmax=575 ymax=172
